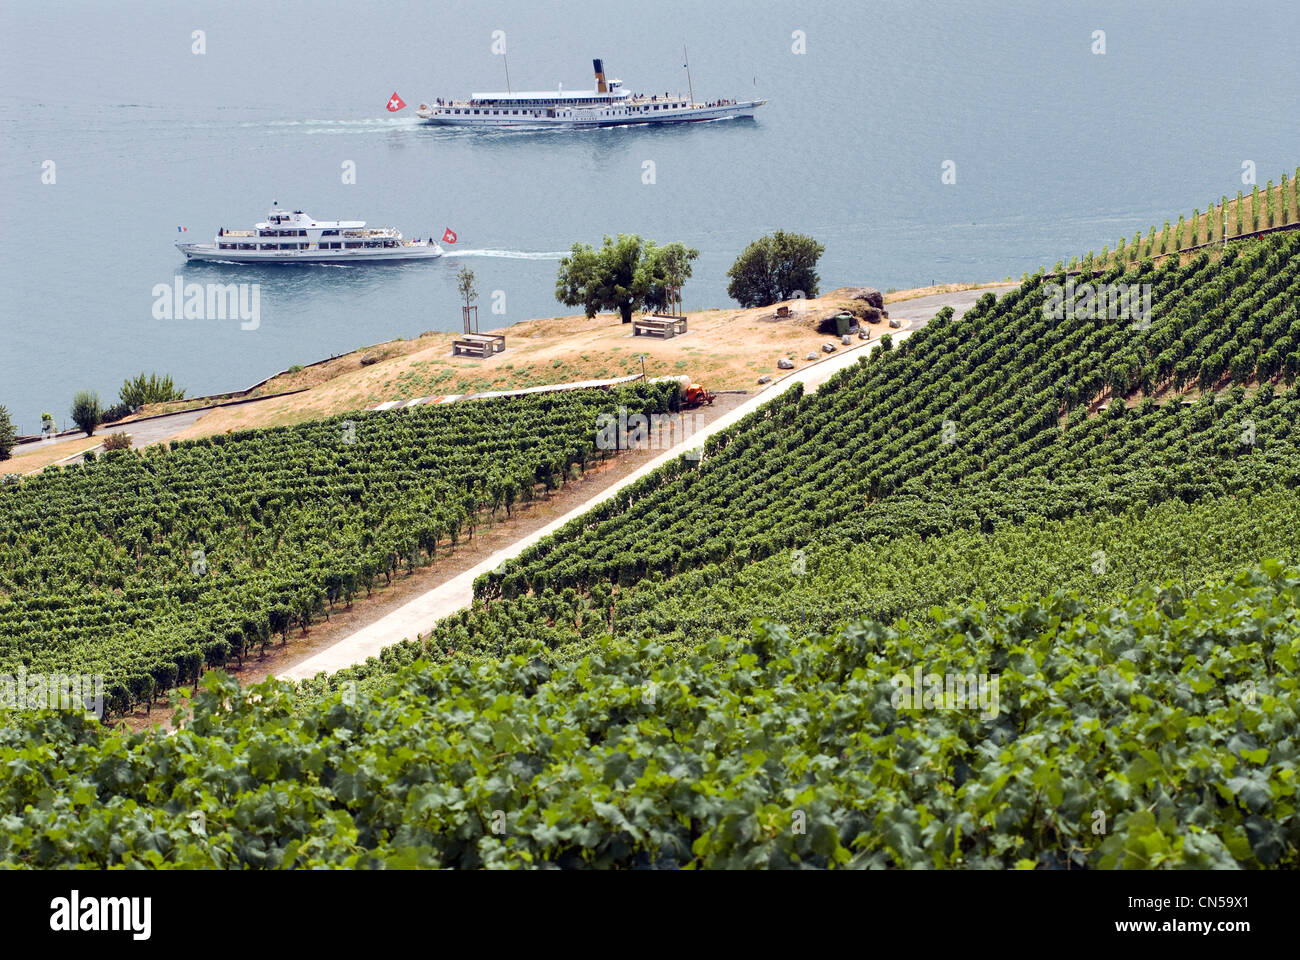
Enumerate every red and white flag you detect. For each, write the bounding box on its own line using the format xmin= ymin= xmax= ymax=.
xmin=386 ymin=91 xmax=406 ymax=112
xmin=442 ymin=228 xmax=457 ymax=244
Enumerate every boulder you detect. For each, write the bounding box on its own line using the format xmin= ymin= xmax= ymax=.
xmin=888 ymin=318 xmax=902 ymax=329
xmin=360 ymin=353 xmax=380 ymax=366
xmin=805 ymin=352 xmax=818 ymax=361
xmin=841 ymin=334 xmax=852 ymax=345
xmin=777 ymin=357 xmax=795 ymax=370
xmin=838 ymin=287 xmax=885 ymax=310
xmin=822 ymin=342 xmax=838 ymax=354
xmin=757 ymin=375 xmax=772 ymax=384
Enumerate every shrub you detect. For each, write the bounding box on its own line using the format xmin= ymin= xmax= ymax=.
xmin=100 ymin=402 xmax=132 ymax=424
xmin=101 ymin=433 xmax=132 ymax=451
xmin=119 ymin=373 xmax=184 ymax=410
xmin=0 ymin=404 xmax=14 ymax=461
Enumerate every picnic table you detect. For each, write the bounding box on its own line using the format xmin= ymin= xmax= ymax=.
xmin=452 ymin=333 xmax=506 ymax=357
xmin=633 ymin=315 xmax=688 ymax=338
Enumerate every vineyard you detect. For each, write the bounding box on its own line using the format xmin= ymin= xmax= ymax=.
xmin=1059 ymin=167 xmax=1300 ymax=274
xmin=2 ymin=228 xmax=1299 ymax=869
xmin=2 ymin=562 xmax=1296 ymax=867
xmin=479 ymin=233 xmax=1300 ymax=602
xmin=0 ymin=383 xmax=677 ymax=715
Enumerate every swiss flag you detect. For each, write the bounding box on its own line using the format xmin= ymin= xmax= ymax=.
xmin=442 ymin=228 xmax=457 ymax=244
xmin=386 ymin=91 xmax=406 ymax=112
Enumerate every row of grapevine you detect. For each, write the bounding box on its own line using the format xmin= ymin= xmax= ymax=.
xmin=1053 ymin=168 xmax=1300 ymax=274
xmin=479 ymin=233 xmax=1300 ymax=603
xmin=4 ymin=561 xmax=1296 ymax=867
xmin=0 ymin=383 xmax=678 ymax=715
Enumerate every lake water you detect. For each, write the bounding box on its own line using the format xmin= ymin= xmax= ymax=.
xmin=2 ymin=0 xmax=1297 ymax=431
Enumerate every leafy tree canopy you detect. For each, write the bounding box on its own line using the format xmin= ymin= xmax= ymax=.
xmin=556 ymin=234 xmax=699 ymax=323
xmin=456 ymin=266 xmax=477 ymax=307
xmin=726 ymin=230 xmax=825 ymax=308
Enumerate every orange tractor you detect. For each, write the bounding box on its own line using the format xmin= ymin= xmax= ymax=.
xmin=683 ymin=382 xmax=716 ymax=408
xmin=654 ymin=374 xmax=716 ymax=408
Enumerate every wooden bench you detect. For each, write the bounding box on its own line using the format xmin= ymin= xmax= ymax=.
xmin=452 ymin=333 xmax=505 ymax=358
xmin=634 ymin=316 xmax=688 ymax=338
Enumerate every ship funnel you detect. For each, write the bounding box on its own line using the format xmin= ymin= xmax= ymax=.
xmin=593 ymin=58 xmax=608 ymax=93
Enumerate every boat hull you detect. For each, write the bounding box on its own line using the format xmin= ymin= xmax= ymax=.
xmin=417 ymin=100 xmax=766 ymax=129
xmin=177 ymin=243 xmax=444 ymax=264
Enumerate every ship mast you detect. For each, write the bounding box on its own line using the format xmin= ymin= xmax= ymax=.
xmin=683 ymin=44 xmax=694 ymax=105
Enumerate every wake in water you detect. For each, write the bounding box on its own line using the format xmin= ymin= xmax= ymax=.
xmin=443 ymin=249 xmax=569 ymax=260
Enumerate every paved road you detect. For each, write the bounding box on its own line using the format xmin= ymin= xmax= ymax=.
xmin=276 ymin=284 xmax=1017 ymax=681
xmin=884 ymin=284 xmax=1017 ymax=330
xmin=33 ymin=409 xmax=213 ymax=468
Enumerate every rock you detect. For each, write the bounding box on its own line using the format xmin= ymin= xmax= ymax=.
xmin=777 ymin=357 xmax=795 ymax=370
xmin=757 ymin=375 xmax=772 ymax=384
xmin=805 ymin=352 xmax=818 ymax=361
xmin=360 ymin=353 xmax=380 ymax=366
xmin=841 ymin=334 xmax=852 ymax=345
xmin=858 ymin=330 xmax=870 ymax=339
xmin=888 ymin=318 xmax=902 ymax=329
xmin=822 ymin=342 xmax=837 ymax=353
xmin=838 ymin=287 xmax=885 ymax=310
xmin=862 ymin=306 xmax=884 ymax=324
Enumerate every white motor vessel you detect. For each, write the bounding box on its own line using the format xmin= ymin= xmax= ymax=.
xmin=177 ymin=203 xmax=444 ymax=264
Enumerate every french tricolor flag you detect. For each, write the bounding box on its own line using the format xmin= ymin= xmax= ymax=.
xmin=177 ymin=226 xmax=188 ymax=232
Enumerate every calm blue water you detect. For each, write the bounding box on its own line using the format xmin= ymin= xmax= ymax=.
xmin=2 ymin=0 xmax=1297 ymax=431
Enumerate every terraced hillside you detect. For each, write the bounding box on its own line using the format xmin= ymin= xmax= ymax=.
xmin=2 ymin=231 xmax=1298 ymax=869
xmin=0 ymin=383 xmax=677 ymax=715
xmin=481 ymin=234 xmax=1300 ymax=602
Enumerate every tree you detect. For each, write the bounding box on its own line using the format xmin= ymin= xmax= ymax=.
xmin=456 ymin=266 xmax=478 ymax=307
xmin=71 ymin=390 xmax=101 ymax=436
xmin=642 ymin=242 xmax=698 ymax=315
xmin=0 ymin=405 xmax=14 ymax=460
xmin=726 ymin=231 xmax=825 ymax=308
xmin=555 ymin=234 xmax=698 ymax=323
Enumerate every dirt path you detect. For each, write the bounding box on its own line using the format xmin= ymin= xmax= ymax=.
xmin=114 ymin=284 xmax=1013 ymax=726
xmin=273 ymin=343 xmax=897 ymax=680
xmin=119 ymin=393 xmax=748 ymax=729
xmin=272 ymin=284 xmax=1014 ymax=680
